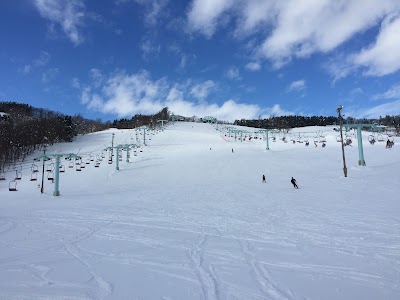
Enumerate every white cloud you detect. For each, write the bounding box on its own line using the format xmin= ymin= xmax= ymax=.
xmin=89 ymin=68 xmax=104 ymax=88
xmin=245 ymin=62 xmax=261 ymax=71
xmin=349 ymin=100 xmax=400 ymax=118
xmin=190 ymin=80 xmax=216 ymax=100
xmin=140 ymin=38 xmax=161 ymax=59
xmin=34 ymin=0 xmax=86 ymax=45
xmin=186 ymin=0 xmax=400 ymax=71
xmin=287 ymin=80 xmax=306 ymax=92
xmin=353 ymin=14 xmax=400 ymax=76
xmin=373 ymin=84 xmax=400 ymax=100
xmin=187 ymin=0 xmax=235 ymax=38
xmin=78 ymin=69 xmax=294 ymax=121
xmin=19 ymin=51 xmax=50 ymax=74
xmin=72 ymin=77 xmax=81 ymax=89
xmin=116 ymin=0 xmax=169 ymax=27
xmin=225 ymin=66 xmax=240 ymax=80
xmin=41 ymin=67 xmax=59 ymax=83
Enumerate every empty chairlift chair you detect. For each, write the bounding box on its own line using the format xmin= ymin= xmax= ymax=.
xmin=15 ymin=170 xmax=22 ymax=180
xmin=69 ymin=161 xmax=74 ymax=168
xmin=76 ymin=164 xmax=82 ymax=171
xmin=47 ymin=171 xmax=54 ymax=181
xmin=60 ymin=165 xmax=65 ymax=173
xmin=31 ymin=164 xmax=39 ymax=173
xmin=9 ymin=180 xmax=17 ymax=191
xmin=46 ymin=164 xmax=53 ymax=172
xmin=95 ymin=161 xmax=100 ymax=168
xmin=0 ymin=171 xmax=5 ymax=181
xmin=30 ymin=172 xmax=38 ymax=181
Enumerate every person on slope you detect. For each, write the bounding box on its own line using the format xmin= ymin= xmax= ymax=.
xmin=291 ymin=177 xmax=299 ymax=189
xmin=262 ymin=175 xmax=266 ymax=183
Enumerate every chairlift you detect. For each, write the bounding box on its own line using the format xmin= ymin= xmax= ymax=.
xmin=320 ymin=136 xmax=326 ymax=143
xmin=31 ymin=164 xmax=39 ymax=173
xmin=81 ymin=162 xmax=86 ymax=169
xmin=60 ymin=165 xmax=65 ymax=173
xmin=69 ymin=161 xmax=74 ymax=168
xmin=90 ymin=156 xmax=94 ymax=161
xmin=46 ymin=164 xmax=52 ymax=172
xmin=368 ymin=135 xmax=376 ymax=145
xmin=47 ymin=172 xmax=54 ymax=181
xmin=0 ymin=171 xmax=5 ymax=180
xmin=9 ymin=180 xmax=17 ymax=191
xmin=30 ymin=172 xmax=38 ymax=181
xmin=377 ymin=134 xmax=385 ymax=142
xmin=86 ymin=158 xmax=90 ymax=164
xmin=15 ymin=170 xmax=22 ymax=180
xmin=95 ymin=161 xmax=100 ymax=168
xmin=76 ymin=164 xmax=82 ymax=171
xmin=336 ymin=136 xmax=342 ymax=142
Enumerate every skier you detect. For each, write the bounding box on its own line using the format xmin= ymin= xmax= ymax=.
xmin=262 ymin=175 xmax=266 ymax=183
xmin=232 ymin=148 xmax=234 ymax=153
xmin=291 ymin=177 xmax=298 ymax=189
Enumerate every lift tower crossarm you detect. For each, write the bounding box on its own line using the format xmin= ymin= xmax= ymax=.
xmin=343 ymin=123 xmax=377 ymax=166
xmin=34 ymin=152 xmax=80 ymax=196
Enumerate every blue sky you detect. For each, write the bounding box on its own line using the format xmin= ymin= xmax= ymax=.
xmin=1 ymin=0 xmax=400 ymax=122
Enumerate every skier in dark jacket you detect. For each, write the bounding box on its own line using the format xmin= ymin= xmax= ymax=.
xmin=262 ymin=175 xmax=266 ymax=182
xmin=291 ymin=177 xmax=298 ymax=188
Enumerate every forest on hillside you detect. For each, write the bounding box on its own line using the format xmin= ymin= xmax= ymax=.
xmin=234 ymin=115 xmax=400 ymax=130
xmin=0 ymin=102 xmax=169 ymax=170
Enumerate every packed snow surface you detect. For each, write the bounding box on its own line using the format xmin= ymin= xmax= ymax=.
xmin=0 ymin=122 xmax=399 ymax=299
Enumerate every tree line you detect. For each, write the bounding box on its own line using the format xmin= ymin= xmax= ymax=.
xmin=234 ymin=115 xmax=400 ymax=131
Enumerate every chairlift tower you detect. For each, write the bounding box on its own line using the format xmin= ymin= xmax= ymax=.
xmin=256 ymin=129 xmax=274 ymax=150
xmin=138 ymin=126 xmax=149 ymax=146
xmin=157 ymin=119 xmax=168 ymax=130
xmin=343 ymin=123 xmax=377 ymax=166
xmin=34 ymin=151 xmax=80 ymax=196
xmin=105 ymin=143 xmax=137 ymax=170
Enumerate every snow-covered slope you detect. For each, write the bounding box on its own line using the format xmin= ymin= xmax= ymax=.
xmin=0 ymin=122 xmax=399 ymax=299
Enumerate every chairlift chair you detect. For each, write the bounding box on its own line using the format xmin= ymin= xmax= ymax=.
xmin=69 ymin=161 xmax=74 ymax=168
xmin=47 ymin=172 xmax=54 ymax=181
xmin=46 ymin=164 xmax=52 ymax=172
xmin=336 ymin=136 xmax=342 ymax=142
xmin=76 ymin=164 xmax=82 ymax=171
xmin=0 ymin=171 xmax=5 ymax=180
xmin=9 ymin=180 xmax=17 ymax=191
xmin=31 ymin=164 xmax=39 ymax=173
xmin=15 ymin=170 xmax=22 ymax=180
xmin=86 ymin=158 xmax=90 ymax=164
xmin=95 ymin=161 xmax=100 ymax=168
xmin=320 ymin=136 xmax=326 ymax=143
xmin=60 ymin=165 xmax=65 ymax=173
xmin=368 ymin=135 xmax=376 ymax=145
xmin=30 ymin=172 xmax=38 ymax=181
xmin=90 ymin=156 xmax=94 ymax=161
xmin=377 ymin=134 xmax=385 ymax=142
xmin=81 ymin=162 xmax=86 ymax=168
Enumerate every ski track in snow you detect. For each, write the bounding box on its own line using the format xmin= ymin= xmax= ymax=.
xmin=238 ymin=239 xmax=294 ymax=300
xmin=1 ymin=123 xmax=400 ymax=299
